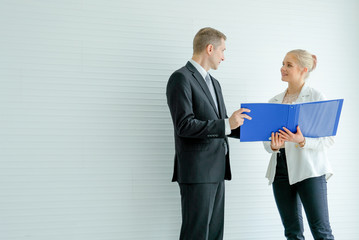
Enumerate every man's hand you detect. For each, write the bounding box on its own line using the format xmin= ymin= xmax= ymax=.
xmin=229 ymin=108 xmax=251 ymax=130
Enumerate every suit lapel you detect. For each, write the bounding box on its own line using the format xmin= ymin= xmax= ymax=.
xmin=212 ymin=77 xmax=225 ymax=118
xmin=295 ymin=83 xmax=311 ymax=103
xmin=272 ymin=90 xmax=286 ymax=103
xmin=273 ymin=83 xmax=311 ymax=103
xmin=186 ymin=62 xmax=220 ymax=118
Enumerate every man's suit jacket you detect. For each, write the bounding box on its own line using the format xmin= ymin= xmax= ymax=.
xmin=166 ymin=61 xmax=237 ymax=183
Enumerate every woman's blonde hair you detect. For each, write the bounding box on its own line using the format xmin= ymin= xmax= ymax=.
xmin=287 ymin=49 xmax=317 ymax=79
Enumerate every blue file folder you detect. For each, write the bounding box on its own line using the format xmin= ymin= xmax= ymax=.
xmin=240 ymin=99 xmax=344 ymax=142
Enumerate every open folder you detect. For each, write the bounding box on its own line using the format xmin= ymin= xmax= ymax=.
xmin=239 ymin=99 xmax=343 ymax=142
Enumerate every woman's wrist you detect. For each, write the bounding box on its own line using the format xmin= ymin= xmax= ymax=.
xmin=298 ymin=138 xmax=306 ymax=148
xmin=271 ymin=145 xmax=280 ymax=151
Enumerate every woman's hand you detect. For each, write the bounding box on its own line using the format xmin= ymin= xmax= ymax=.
xmin=271 ymin=132 xmax=284 ymax=151
xmin=278 ymin=126 xmax=305 ymax=144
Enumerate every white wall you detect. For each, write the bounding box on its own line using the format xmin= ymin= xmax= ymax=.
xmin=0 ymin=0 xmax=358 ymax=239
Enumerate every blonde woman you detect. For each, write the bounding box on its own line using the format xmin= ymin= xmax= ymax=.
xmin=263 ymin=50 xmax=335 ymax=240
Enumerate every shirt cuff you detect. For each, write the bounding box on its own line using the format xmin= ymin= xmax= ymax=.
xmin=225 ymin=118 xmax=231 ymax=135
xmin=272 ymin=149 xmax=281 ymax=153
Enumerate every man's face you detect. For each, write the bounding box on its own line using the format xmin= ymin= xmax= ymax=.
xmin=209 ymin=38 xmax=226 ymax=70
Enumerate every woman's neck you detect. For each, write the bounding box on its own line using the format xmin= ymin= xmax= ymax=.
xmin=287 ymin=81 xmax=305 ymax=95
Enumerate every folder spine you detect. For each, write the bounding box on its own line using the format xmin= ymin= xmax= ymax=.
xmin=286 ymin=105 xmax=298 ymax=133
xmin=293 ymin=104 xmax=301 ymax=132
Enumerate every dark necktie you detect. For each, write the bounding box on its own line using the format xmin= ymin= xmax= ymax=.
xmin=205 ymin=73 xmax=218 ymax=112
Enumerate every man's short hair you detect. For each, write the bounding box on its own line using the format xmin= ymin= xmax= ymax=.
xmin=193 ymin=27 xmax=227 ymax=54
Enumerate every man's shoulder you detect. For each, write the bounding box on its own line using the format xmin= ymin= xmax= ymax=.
xmin=169 ymin=63 xmax=193 ymax=81
xmin=174 ymin=65 xmax=190 ymax=75
xmin=175 ymin=62 xmax=193 ymax=75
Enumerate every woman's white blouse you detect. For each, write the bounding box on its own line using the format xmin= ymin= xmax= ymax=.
xmin=263 ymin=83 xmax=334 ymax=185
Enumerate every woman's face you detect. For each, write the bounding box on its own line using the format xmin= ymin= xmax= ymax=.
xmin=281 ymin=54 xmax=306 ymax=84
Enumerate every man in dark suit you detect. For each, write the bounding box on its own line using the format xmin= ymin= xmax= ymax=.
xmin=166 ymin=27 xmax=251 ymax=240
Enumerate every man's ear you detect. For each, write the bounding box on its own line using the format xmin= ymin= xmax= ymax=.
xmin=206 ymin=44 xmax=214 ymax=55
